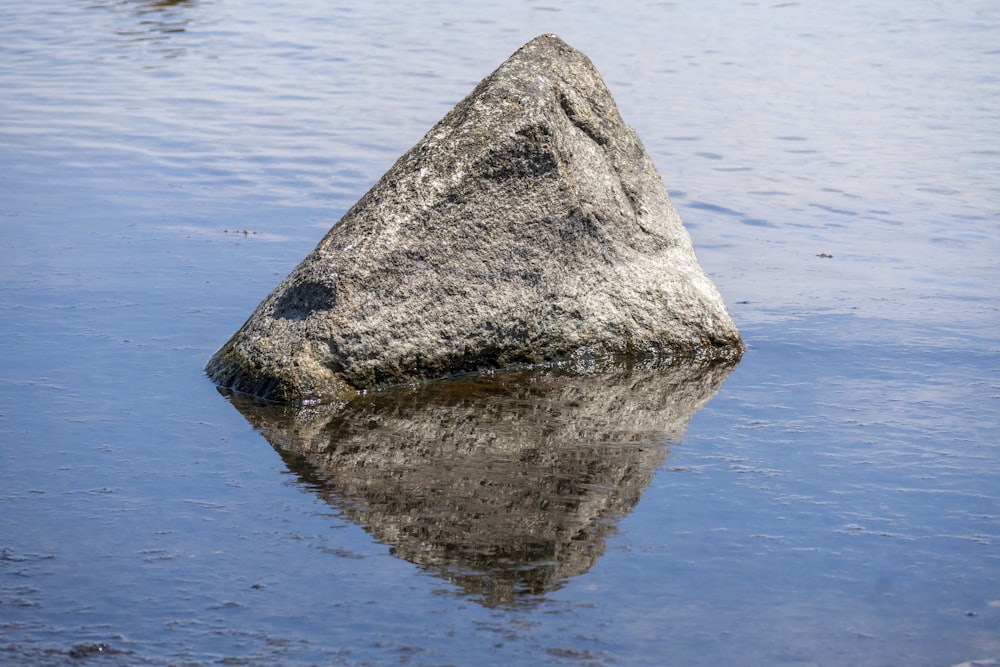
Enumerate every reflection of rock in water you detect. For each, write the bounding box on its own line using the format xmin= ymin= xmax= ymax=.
xmin=226 ymin=359 xmax=737 ymax=607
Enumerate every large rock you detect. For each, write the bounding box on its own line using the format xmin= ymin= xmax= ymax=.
xmin=207 ymin=34 xmax=743 ymax=404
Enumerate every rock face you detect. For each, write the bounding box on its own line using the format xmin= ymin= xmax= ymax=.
xmin=225 ymin=358 xmax=737 ymax=607
xmin=207 ymin=34 xmax=743 ymax=404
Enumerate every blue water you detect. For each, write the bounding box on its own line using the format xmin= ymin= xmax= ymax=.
xmin=2 ymin=1 xmax=999 ymax=665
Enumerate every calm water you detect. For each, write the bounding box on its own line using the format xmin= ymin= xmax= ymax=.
xmin=2 ymin=1 xmax=999 ymax=665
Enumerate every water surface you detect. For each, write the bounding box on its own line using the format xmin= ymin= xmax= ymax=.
xmin=1 ymin=1 xmax=999 ymax=665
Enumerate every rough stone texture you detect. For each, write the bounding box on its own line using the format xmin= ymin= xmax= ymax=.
xmin=207 ymin=34 xmax=743 ymax=404
xmin=226 ymin=358 xmax=737 ymax=607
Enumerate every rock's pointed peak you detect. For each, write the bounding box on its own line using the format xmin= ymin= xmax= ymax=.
xmin=206 ymin=35 xmax=743 ymax=404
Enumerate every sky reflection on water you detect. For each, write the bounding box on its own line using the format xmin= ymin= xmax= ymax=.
xmin=1 ymin=1 xmax=998 ymax=665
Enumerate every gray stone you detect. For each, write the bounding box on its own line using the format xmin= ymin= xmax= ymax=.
xmin=206 ymin=34 xmax=743 ymax=404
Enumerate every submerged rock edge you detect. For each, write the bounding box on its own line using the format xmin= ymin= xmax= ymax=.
xmin=206 ymin=34 xmax=744 ymax=405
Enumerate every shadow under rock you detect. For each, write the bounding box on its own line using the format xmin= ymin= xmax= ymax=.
xmin=223 ymin=358 xmax=738 ymax=607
